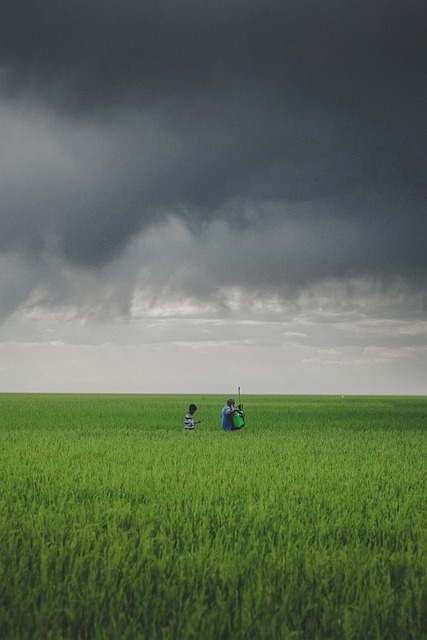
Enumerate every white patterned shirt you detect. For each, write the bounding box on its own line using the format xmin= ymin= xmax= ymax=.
xmin=184 ymin=412 xmax=195 ymax=430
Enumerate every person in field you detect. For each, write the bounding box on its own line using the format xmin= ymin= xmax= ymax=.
xmin=221 ymin=398 xmax=236 ymax=431
xmin=184 ymin=404 xmax=202 ymax=431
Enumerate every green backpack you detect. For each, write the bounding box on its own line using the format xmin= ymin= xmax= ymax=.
xmin=232 ymin=409 xmax=245 ymax=430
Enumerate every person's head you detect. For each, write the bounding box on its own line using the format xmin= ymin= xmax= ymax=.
xmin=227 ymin=398 xmax=235 ymax=407
xmin=189 ymin=404 xmax=197 ymax=414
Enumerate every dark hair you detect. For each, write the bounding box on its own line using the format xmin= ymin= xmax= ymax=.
xmin=189 ymin=404 xmax=197 ymax=413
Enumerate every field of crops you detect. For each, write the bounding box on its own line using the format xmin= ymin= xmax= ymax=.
xmin=0 ymin=394 xmax=426 ymax=639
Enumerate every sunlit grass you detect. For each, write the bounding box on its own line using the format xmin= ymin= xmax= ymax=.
xmin=0 ymin=394 xmax=426 ymax=639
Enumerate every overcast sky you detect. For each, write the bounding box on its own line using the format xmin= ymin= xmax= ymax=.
xmin=1 ymin=0 xmax=426 ymax=395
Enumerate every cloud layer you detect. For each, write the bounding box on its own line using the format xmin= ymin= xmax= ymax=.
xmin=1 ymin=0 xmax=426 ymax=333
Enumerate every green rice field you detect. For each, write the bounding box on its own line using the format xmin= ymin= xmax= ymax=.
xmin=0 ymin=394 xmax=426 ymax=639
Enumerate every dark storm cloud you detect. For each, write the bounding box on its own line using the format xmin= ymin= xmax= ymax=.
xmin=2 ymin=0 xmax=426 ymax=111
xmin=1 ymin=0 xmax=427 ymax=283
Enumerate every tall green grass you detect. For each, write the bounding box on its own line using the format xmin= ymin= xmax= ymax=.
xmin=0 ymin=394 xmax=426 ymax=639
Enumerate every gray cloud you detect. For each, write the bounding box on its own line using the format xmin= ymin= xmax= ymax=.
xmin=1 ymin=0 xmax=427 ymax=317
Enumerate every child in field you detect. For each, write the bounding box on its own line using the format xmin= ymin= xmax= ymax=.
xmin=184 ymin=404 xmax=202 ymax=431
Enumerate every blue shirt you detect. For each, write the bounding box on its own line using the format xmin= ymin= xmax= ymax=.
xmin=221 ymin=405 xmax=233 ymax=431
